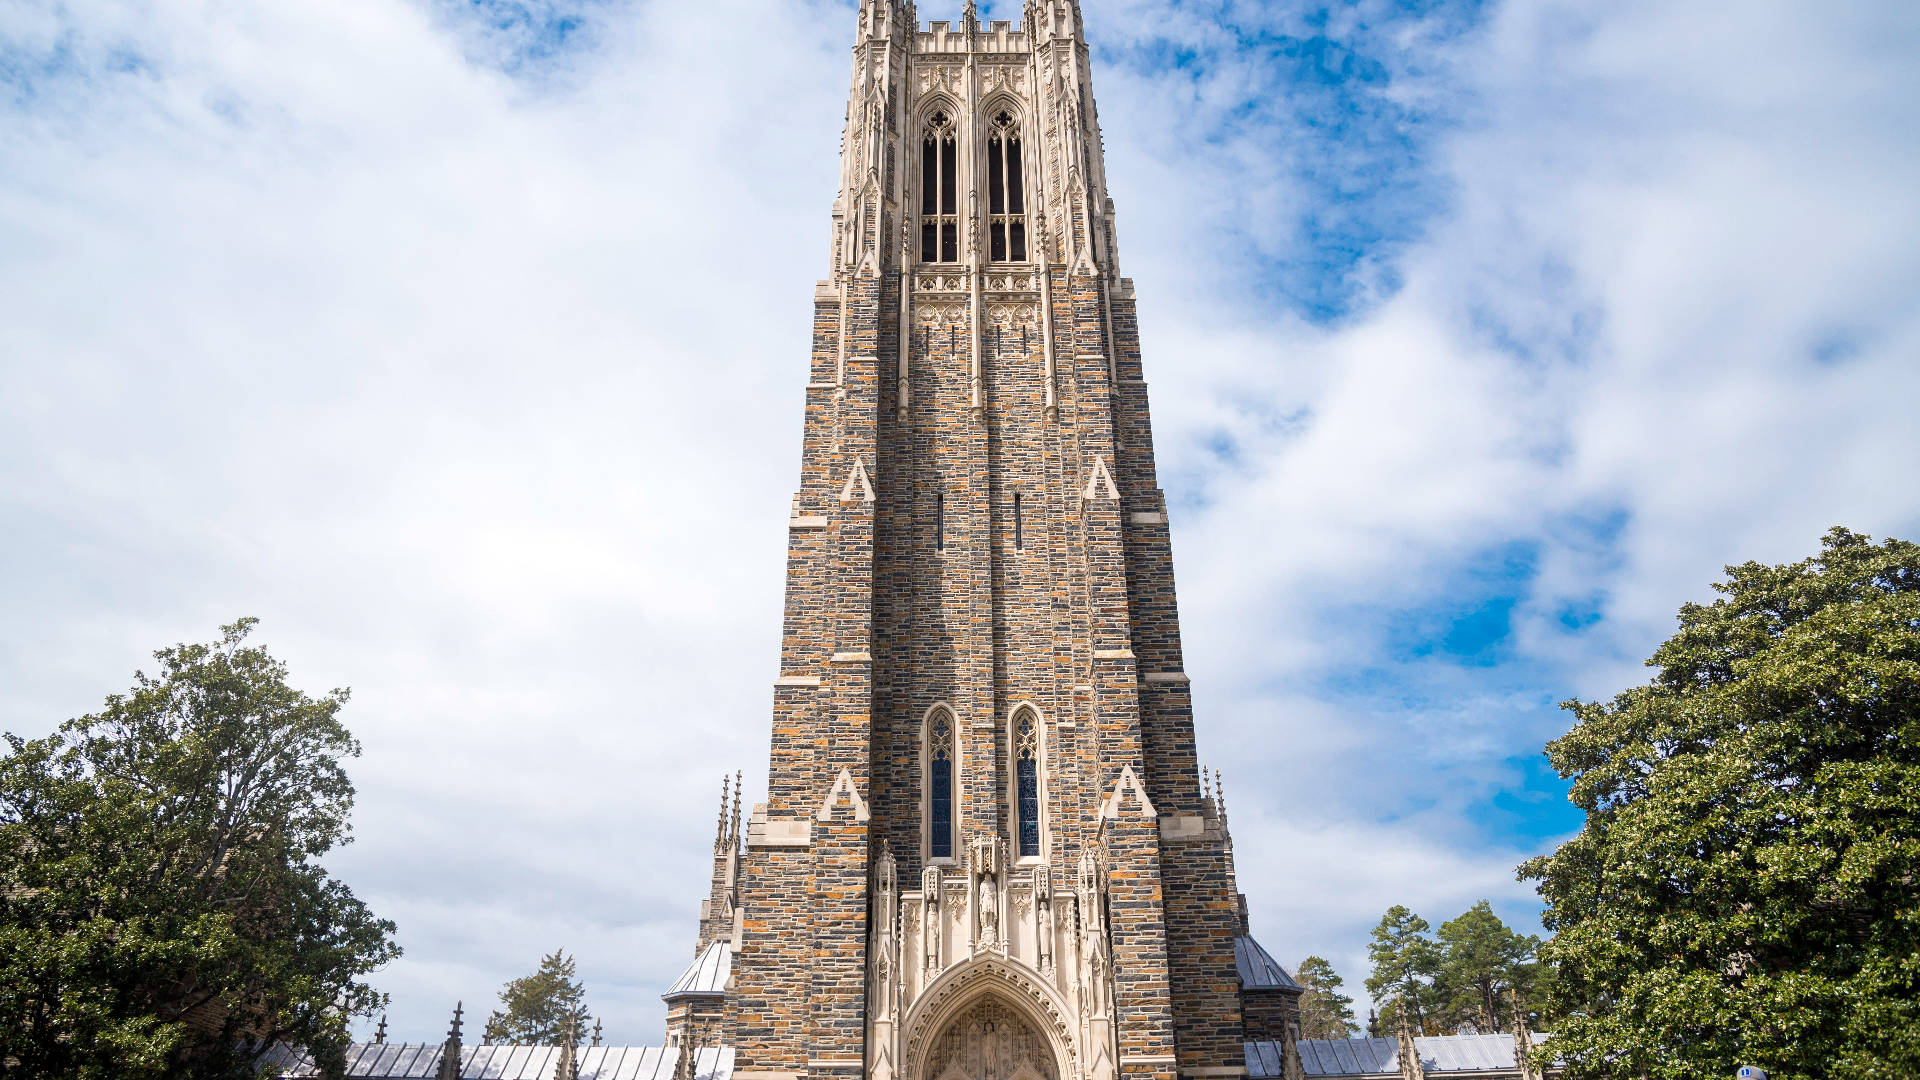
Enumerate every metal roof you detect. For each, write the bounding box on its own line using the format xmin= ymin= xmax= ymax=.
xmin=272 ymin=1044 xmax=734 ymax=1080
xmin=1246 ymin=1035 xmax=1551 ymax=1077
xmin=664 ymin=941 xmax=733 ymax=1000
xmin=1233 ymin=935 xmax=1303 ymax=992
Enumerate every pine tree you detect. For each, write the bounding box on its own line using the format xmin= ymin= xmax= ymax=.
xmin=1364 ymin=906 xmax=1441 ymax=1036
xmin=1433 ymin=901 xmax=1539 ymax=1034
xmin=484 ymin=950 xmax=591 ymax=1045
xmin=1294 ymin=956 xmax=1361 ymax=1039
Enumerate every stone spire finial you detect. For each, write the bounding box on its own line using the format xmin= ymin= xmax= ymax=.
xmin=731 ymin=770 xmax=743 ymax=846
xmin=435 ymin=1002 xmax=464 ymax=1080
xmin=556 ymin=1016 xmax=581 ymax=1080
xmin=714 ymin=775 xmax=731 ymax=852
xmin=1280 ymin=1023 xmax=1306 ymax=1080
xmin=592 ymin=1017 xmax=604 ymax=1048
xmin=374 ymin=1013 xmax=387 ymax=1044
xmin=963 ymin=0 xmax=979 ymax=31
xmin=1510 ymin=986 xmax=1541 ymax=1080
xmin=1395 ymin=997 xmax=1426 ymax=1080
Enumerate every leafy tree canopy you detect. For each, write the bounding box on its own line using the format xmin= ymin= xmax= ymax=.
xmin=1294 ymin=955 xmax=1361 ymax=1040
xmin=484 ymin=950 xmax=591 ymax=1045
xmin=0 ymin=619 xmax=400 ymax=1080
xmin=1521 ymin=528 xmax=1920 ymax=1080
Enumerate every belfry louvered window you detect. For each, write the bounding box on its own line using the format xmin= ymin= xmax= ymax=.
xmin=1014 ymin=710 xmax=1040 ymax=858
xmin=921 ymin=112 xmax=959 ymax=263
xmin=987 ymin=110 xmax=1027 ymax=263
xmin=928 ymin=710 xmax=956 ymax=860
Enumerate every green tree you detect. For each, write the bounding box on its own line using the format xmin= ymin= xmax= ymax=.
xmin=1520 ymin=528 xmax=1920 ymax=1080
xmin=0 ymin=619 xmax=400 ymax=1080
xmin=1364 ymin=906 xmax=1441 ymax=1035
xmin=1294 ymin=956 xmax=1361 ymax=1039
xmin=1432 ymin=901 xmax=1539 ymax=1034
xmin=484 ymin=950 xmax=591 ymax=1045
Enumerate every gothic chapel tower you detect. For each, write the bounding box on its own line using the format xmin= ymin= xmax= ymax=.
xmin=698 ymin=5 xmax=1284 ymax=1080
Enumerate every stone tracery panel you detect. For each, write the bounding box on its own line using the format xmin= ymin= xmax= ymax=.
xmin=924 ymin=997 xmax=1060 ymax=1080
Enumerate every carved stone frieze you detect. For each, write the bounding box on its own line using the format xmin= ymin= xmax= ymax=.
xmin=917 ymin=274 xmax=971 ymax=294
xmin=920 ymin=64 xmax=963 ymax=97
xmin=980 ymin=65 xmax=1026 ymax=97
xmin=916 ymin=301 xmax=969 ymax=327
xmin=986 ymin=303 xmax=1038 ymax=329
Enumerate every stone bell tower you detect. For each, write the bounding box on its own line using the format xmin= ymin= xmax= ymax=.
xmin=712 ymin=5 xmax=1260 ymax=1080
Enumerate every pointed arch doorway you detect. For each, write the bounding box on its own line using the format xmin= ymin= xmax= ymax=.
xmin=922 ymin=996 xmax=1062 ymax=1080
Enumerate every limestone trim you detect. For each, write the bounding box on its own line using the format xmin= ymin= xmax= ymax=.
xmin=1080 ymin=455 xmax=1120 ymax=501
xmin=1097 ymin=764 xmax=1157 ymax=821
xmin=747 ymin=818 xmax=813 ymax=849
xmin=842 ymin=457 xmax=878 ymax=504
xmin=818 ymin=766 xmax=872 ymax=823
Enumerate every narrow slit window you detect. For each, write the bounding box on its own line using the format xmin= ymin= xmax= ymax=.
xmin=1014 ymin=492 xmax=1023 ymax=550
xmin=987 ymin=111 xmax=1027 ymax=263
xmin=1015 ymin=713 xmax=1040 ymax=858
xmin=935 ymin=493 xmax=945 ymax=552
xmin=929 ymin=713 xmax=955 ymax=860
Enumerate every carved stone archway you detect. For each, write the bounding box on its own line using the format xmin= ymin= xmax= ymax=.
xmin=901 ymin=958 xmax=1080 ymax=1080
xmin=923 ymin=995 xmax=1061 ymax=1080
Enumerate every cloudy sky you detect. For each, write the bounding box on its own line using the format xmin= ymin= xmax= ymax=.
xmin=4 ymin=0 xmax=1917 ymax=1044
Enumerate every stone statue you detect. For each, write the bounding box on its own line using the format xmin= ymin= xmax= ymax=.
xmin=979 ymin=872 xmax=999 ymax=945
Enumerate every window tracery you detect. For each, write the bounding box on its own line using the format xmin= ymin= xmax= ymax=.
xmin=1013 ymin=709 xmax=1040 ymax=858
xmin=986 ymin=110 xmax=1028 ymax=263
xmin=921 ymin=112 xmax=960 ymax=263
xmin=927 ymin=709 xmax=957 ymax=860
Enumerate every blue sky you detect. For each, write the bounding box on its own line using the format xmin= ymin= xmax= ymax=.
xmin=4 ymin=0 xmax=1919 ymax=1042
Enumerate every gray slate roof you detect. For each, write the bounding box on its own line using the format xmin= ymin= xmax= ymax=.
xmin=1247 ymin=1035 xmax=1549 ymax=1077
xmin=1233 ymin=935 xmax=1303 ymax=992
xmin=271 ymin=1043 xmax=734 ymax=1080
xmin=664 ymin=941 xmax=732 ymax=1000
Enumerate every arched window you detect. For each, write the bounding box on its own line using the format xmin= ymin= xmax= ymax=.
xmin=1013 ymin=709 xmax=1041 ymax=858
xmin=986 ymin=110 xmax=1027 ymax=263
xmin=927 ymin=709 xmax=956 ymax=860
xmin=921 ymin=112 xmax=959 ymax=263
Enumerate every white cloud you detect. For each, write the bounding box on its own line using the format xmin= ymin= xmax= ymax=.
xmin=3 ymin=0 xmax=1916 ymax=1037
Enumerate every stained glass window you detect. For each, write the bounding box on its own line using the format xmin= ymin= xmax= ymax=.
xmin=929 ymin=712 xmax=955 ymax=860
xmin=1015 ymin=713 xmax=1040 ymax=858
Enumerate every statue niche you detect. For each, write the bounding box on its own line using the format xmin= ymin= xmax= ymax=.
xmin=924 ymin=997 xmax=1059 ymax=1080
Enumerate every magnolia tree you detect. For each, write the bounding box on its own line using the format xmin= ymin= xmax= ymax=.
xmin=0 ymin=620 xmax=399 ymax=1080
xmin=1523 ymin=529 xmax=1920 ymax=1080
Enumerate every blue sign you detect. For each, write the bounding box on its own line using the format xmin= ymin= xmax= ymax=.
xmin=1736 ymin=1069 xmax=1768 ymax=1080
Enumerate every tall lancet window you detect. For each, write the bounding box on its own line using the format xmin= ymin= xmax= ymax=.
xmin=927 ymin=709 xmax=956 ymax=860
xmin=921 ymin=112 xmax=959 ymax=263
xmin=986 ymin=111 xmax=1028 ymax=263
xmin=1013 ymin=709 xmax=1041 ymax=858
